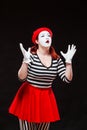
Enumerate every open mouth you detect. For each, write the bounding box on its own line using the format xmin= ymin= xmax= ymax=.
xmin=46 ymin=40 xmax=49 ymax=43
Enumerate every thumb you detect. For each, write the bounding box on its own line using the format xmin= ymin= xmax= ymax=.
xmin=60 ymin=51 xmax=64 ymax=57
xmin=28 ymin=47 xmax=31 ymax=53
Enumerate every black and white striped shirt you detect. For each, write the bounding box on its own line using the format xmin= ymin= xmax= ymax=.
xmin=26 ymin=54 xmax=70 ymax=88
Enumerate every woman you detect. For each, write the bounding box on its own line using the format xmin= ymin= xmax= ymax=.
xmin=9 ymin=27 xmax=76 ymax=130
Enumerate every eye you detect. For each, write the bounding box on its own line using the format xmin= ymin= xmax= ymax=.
xmin=48 ymin=34 xmax=51 ymax=37
xmin=41 ymin=35 xmax=44 ymax=37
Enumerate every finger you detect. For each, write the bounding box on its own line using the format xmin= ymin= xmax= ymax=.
xmin=72 ymin=44 xmax=76 ymax=49
xmin=72 ymin=48 xmax=77 ymax=57
xmin=19 ymin=43 xmax=23 ymax=50
xmin=72 ymin=45 xmax=76 ymax=52
xmin=60 ymin=51 xmax=64 ymax=56
xmin=28 ymin=47 xmax=31 ymax=55
xmin=73 ymin=48 xmax=77 ymax=54
xmin=19 ymin=43 xmax=25 ymax=54
xmin=67 ymin=44 xmax=70 ymax=51
xmin=73 ymin=45 xmax=76 ymax=49
xmin=28 ymin=47 xmax=31 ymax=53
xmin=71 ymin=44 xmax=73 ymax=48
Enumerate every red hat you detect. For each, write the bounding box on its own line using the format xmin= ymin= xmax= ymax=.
xmin=32 ymin=27 xmax=53 ymax=44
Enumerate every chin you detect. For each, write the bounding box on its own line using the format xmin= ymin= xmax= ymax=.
xmin=44 ymin=46 xmax=51 ymax=48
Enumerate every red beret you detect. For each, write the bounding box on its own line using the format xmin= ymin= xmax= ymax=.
xmin=32 ymin=27 xmax=53 ymax=44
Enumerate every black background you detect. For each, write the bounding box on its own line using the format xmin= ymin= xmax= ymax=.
xmin=0 ymin=0 xmax=87 ymax=130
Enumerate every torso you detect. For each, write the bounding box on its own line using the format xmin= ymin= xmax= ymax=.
xmin=27 ymin=53 xmax=58 ymax=88
xmin=26 ymin=53 xmax=68 ymax=88
xmin=37 ymin=51 xmax=52 ymax=67
xmin=37 ymin=53 xmax=52 ymax=68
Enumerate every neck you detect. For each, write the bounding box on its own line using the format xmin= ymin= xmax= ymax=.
xmin=37 ymin=46 xmax=50 ymax=55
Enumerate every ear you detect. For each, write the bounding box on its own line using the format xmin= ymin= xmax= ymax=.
xmin=35 ymin=40 xmax=38 ymax=44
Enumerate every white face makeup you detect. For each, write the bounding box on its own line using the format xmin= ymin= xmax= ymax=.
xmin=38 ymin=31 xmax=52 ymax=47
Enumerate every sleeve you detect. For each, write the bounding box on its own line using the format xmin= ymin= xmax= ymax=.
xmin=57 ymin=58 xmax=71 ymax=83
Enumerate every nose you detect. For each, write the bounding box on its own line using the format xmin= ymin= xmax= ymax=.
xmin=46 ymin=36 xmax=49 ymax=39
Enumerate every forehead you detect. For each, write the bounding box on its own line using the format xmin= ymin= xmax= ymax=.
xmin=39 ymin=31 xmax=50 ymax=36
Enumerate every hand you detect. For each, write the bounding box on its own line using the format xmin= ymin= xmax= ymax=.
xmin=60 ymin=44 xmax=76 ymax=64
xmin=19 ymin=43 xmax=31 ymax=64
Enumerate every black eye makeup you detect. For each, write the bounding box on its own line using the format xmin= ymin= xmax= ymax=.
xmin=48 ymin=34 xmax=51 ymax=37
xmin=41 ymin=35 xmax=44 ymax=37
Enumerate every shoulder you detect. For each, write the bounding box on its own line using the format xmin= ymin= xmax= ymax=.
xmin=56 ymin=57 xmax=65 ymax=65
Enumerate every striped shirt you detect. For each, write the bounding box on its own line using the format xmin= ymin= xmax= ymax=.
xmin=26 ymin=54 xmax=70 ymax=88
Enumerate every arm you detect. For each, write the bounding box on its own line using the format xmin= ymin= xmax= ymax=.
xmin=18 ymin=63 xmax=28 ymax=80
xmin=57 ymin=58 xmax=72 ymax=83
xmin=60 ymin=44 xmax=76 ymax=82
xmin=65 ymin=63 xmax=73 ymax=81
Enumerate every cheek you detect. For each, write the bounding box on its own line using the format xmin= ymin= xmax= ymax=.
xmin=39 ymin=38 xmax=45 ymax=44
xmin=50 ymin=38 xmax=52 ymax=43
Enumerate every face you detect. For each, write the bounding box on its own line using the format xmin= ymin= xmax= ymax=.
xmin=37 ymin=31 xmax=52 ymax=47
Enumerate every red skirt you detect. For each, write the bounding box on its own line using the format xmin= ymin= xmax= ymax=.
xmin=9 ymin=81 xmax=60 ymax=123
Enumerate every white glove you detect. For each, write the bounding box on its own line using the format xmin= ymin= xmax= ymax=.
xmin=19 ymin=43 xmax=31 ymax=64
xmin=60 ymin=44 xmax=76 ymax=64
